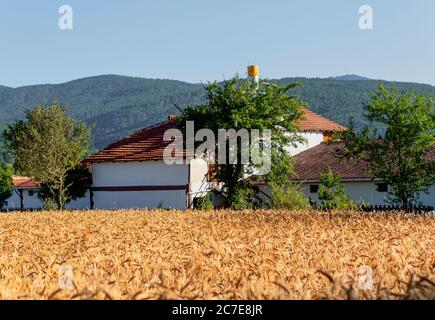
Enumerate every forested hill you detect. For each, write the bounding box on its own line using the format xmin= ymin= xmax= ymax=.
xmin=0 ymin=74 xmax=434 ymax=163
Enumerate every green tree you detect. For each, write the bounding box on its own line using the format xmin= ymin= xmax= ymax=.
xmin=3 ymin=102 xmax=92 ymax=209
xmin=342 ymin=85 xmax=435 ymax=211
xmin=178 ymin=77 xmax=305 ymax=208
xmin=0 ymin=165 xmax=13 ymax=209
xmin=317 ymin=167 xmax=356 ymax=211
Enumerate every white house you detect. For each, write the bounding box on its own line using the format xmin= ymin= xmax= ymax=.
xmin=83 ymin=117 xmax=210 ymax=210
xmin=3 ymin=176 xmax=91 ymax=211
xmin=291 ymin=142 xmax=435 ymax=208
xmin=3 ymin=176 xmax=42 ymax=210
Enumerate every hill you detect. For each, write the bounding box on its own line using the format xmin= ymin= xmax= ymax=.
xmin=0 ymin=75 xmax=434 ymax=163
xmin=329 ymin=74 xmax=371 ymax=81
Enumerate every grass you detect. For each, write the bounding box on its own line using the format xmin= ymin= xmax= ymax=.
xmin=0 ymin=210 xmax=434 ymax=300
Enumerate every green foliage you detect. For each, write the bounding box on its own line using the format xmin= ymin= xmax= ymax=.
xmin=230 ymin=185 xmax=255 ymax=210
xmin=270 ymin=182 xmax=311 ymax=210
xmin=0 ymin=165 xmax=13 ymax=209
xmin=0 ymin=142 xmax=13 ymax=165
xmin=3 ymin=102 xmax=92 ymax=209
xmin=317 ymin=168 xmax=356 ymax=211
xmin=342 ymin=85 xmax=435 ymax=211
xmin=38 ymin=166 xmax=91 ymax=209
xmin=194 ymin=195 xmax=214 ymax=210
xmin=178 ymin=77 xmax=305 ymax=208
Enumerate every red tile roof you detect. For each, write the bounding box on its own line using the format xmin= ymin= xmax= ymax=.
xmin=298 ymin=109 xmax=346 ymax=132
xmin=85 ymin=110 xmax=346 ymax=164
xmin=84 ymin=120 xmax=186 ymax=164
xmin=293 ymin=142 xmax=371 ymax=181
xmin=12 ymin=176 xmax=40 ymax=188
xmin=293 ymin=142 xmax=435 ymax=181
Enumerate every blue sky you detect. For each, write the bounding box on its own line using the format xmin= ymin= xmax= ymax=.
xmin=0 ymin=0 xmax=434 ymax=87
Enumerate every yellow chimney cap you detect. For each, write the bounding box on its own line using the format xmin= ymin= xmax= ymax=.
xmin=247 ymin=65 xmax=259 ymax=77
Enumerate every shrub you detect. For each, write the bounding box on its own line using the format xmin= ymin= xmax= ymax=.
xmin=230 ymin=185 xmax=255 ymax=210
xmin=194 ymin=196 xmax=214 ymax=210
xmin=270 ymin=182 xmax=311 ymax=210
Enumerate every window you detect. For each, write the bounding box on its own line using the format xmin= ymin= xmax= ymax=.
xmin=28 ymin=190 xmax=34 ymax=197
xmin=310 ymin=185 xmax=319 ymax=194
xmin=376 ymin=183 xmax=388 ymax=193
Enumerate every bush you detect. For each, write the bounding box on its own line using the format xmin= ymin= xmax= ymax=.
xmin=194 ymin=196 xmax=214 ymax=210
xmin=230 ymin=185 xmax=255 ymax=210
xmin=42 ymin=197 xmax=60 ymax=211
xmin=270 ymin=183 xmax=311 ymax=210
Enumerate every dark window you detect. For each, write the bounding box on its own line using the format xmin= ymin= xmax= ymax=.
xmin=310 ymin=185 xmax=319 ymax=194
xmin=28 ymin=190 xmax=34 ymax=197
xmin=376 ymin=183 xmax=388 ymax=193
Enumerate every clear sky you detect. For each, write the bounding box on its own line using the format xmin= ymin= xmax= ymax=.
xmin=0 ymin=0 xmax=434 ymax=87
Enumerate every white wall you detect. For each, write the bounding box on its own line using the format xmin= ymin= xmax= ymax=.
xmin=92 ymin=161 xmax=189 ymax=187
xmin=417 ymin=185 xmax=435 ymax=207
xmin=285 ymin=132 xmax=324 ymax=156
xmin=4 ymin=189 xmax=43 ymax=210
xmin=189 ymin=159 xmax=211 ymax=199
xmin=299 ymin=181 xmax=435 ymax=207
xmin=93 ymin=190 xmax=187 ymax=210
xmin=299 ymin=181 xmax=388 ymax=206
xmin=67 ymin=191 xmax=91 ymax=210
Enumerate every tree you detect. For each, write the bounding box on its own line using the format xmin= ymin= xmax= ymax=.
xmin=3 ymin=102 xmax=91 ymax=209
xmin=0 ymin=165 xmax=13 ymax=209
xmin=342 ymin=85 xmax=435 ymax=211
xmin=178 ymin=77 xmax=305 ymax=208
xmin=317 ymin=167 xmax=356 ymax=211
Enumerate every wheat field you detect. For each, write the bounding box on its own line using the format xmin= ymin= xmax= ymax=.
xmin=0 ymin=210 xmax=433 ymax=300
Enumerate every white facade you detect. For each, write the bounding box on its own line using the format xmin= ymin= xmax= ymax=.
xmin=286 ymin=132 xmax=325 ymax=156
xmin=299 ymin=181 xmax=435 ymax=207
xmin=3 ymin=189 xmax=91 ymax=211
xmin=4 ymin=188 xmax=42 ymax=210
xmin=90 ymin=159 xmax=210 ymax=210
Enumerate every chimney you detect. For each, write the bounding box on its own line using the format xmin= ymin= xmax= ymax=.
xmin=247 ymin=65 xmax=259 ymax=84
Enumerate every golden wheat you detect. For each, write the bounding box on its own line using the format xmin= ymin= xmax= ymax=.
xmin=0 ymin=210 xmax=433 ymax=300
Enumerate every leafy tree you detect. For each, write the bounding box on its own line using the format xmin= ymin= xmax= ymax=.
xmin=342 ymin=85 xmax=435 ymax=211
xmin=0 ymin=165 xmax=13 ymax=209
xmin=317 ymin=167 xmax=356 ymax=211
xmin=178 ymin=77 xmax=305 ymax=208
xmin=3 ymin=102 xmax=92 ymax=209
xmin=0 ymin=142 xmax=13 ymax=165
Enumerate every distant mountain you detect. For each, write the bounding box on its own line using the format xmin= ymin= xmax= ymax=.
xmin=329 ymin=74 xmax=371 ymax=81
xmin=0 ymin=74 xmax=434 ymax=164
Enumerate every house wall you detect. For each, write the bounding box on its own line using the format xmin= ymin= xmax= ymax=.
xmin=67 ymin=191 xmax=91 ymax=210
xmin=91 ymin=161 xmax=190 ymax=210
xmin=92 ymin=161 xmax=189 ymax=187
xmin=285 ymin=132 xmax=324 ymax=156
xmin=189 ymin=158 xmax=211 ymax=200
xmin=299 ymin=181 xmax=435 ymax=207
xmin=4 ymin=189 xmax=43 ymax=210
xmin=92 ymin=190 xmax=187 ymax=210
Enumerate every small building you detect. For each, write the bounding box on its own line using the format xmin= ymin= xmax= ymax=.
xmin=83 ymin=117 xmax=210 ymax=210
xmin=292 ymin=142 xmax=435 ymax=208
xmin=3 ymin=176 xmax=91 ymax=211
xmin=4 ymin=176 xmax=42 ymax=210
